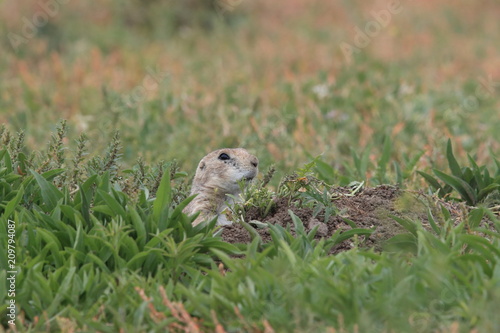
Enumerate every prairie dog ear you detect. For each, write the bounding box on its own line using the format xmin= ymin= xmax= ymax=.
xmin=199 ymin=161 xmax=206 ymax=170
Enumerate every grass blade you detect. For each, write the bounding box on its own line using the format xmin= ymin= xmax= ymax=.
xmin=3 ymin=185 xmax=24 ymax=220
xmin=96 ymin=189 xmax=127 ymax=219
xmin=153 ymin=168 xmax=171 ymax=223
xmin=433 ymin=169 xmax=477 ymax=205
xmin=446 ymin=139 xmax=463 ymax=178
xmin=31 ymin=169 xmax=63 ymax=211
xmin=417 ymin=171 xmax=445 ymax=194
xmin=389 ymin=214 xmax=418 ymax=236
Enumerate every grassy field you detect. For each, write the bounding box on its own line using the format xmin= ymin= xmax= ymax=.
xmin=1 ymin=0 xmax=500 ymax=332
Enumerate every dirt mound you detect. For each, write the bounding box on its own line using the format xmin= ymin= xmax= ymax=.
xmin=221 ymin=185 xmax=462 ymax=253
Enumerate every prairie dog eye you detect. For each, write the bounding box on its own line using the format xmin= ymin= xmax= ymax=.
xmin=218 ymin=153 xmax=230 ymax=161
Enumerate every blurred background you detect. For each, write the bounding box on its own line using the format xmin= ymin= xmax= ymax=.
xmin=1 ymin=0 xmax=499 ymax=182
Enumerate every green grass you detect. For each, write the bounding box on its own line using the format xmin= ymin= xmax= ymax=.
xmin=1 ymin=127 xmax=500 ymax=332
xmin=1 ymin=1 xmax=500 ymax=331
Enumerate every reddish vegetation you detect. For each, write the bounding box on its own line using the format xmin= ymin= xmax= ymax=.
xmin=2 ymin=1 xmax=499 ymax=171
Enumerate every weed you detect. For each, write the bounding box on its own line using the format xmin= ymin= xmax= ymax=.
xmin=418 ymin=139 xmax=500 ymax=205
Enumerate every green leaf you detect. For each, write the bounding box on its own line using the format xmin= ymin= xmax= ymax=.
xmin=169 ymin=195 xmax=196 ymax=222
xmin=73 ymin=222 xmax=84 ymax=252
xmin=467 ymin=154 xmax=480 ymax=170
xmin=145 ymin=229 xmax=174 ymax=249
xmin=31 ymin=169 xmax=64 ymax=211
xmin=60 ymin=205 xmax=76 ymax=224
xmin=477 ymin=184 xmax=500 ymax=202
xmin=394 ymin=161 xmax=403 ymax=186
xmin=384 ymin=233 xmax=418 ymax=253
xmin=17 ymin=152 xmax=27 ymax=175
xmin=440 ymin=204 xmax=452 ymax=221
xmin=426 ymin=209 xmax=441 ymax=234
xmin=3 ymin=185 xmax=24 ymax=220
xmin=153 ymin=169 xmax=171 ymax=223
xmin=192 ymin=214 xmax=218 ymax=233
xmin=240 ymin=219 xmax=262 ymax=242
xmin=462 ymin=167 xmax=474 ymax=183
xmin=457 ymin=254 xmax=492 ymax=277
xmin=92 ymin=205 xmax=114 ymax=216
xmin=468 ymin=208 xmax=484 ymax=229
xmin=129 ymin=207 xmax=147 ymax=248
xmin=46 ymin=267 xmax=77 ymax=315
xmin=418 ymin=230 xmax=450 ymax=255
xmin=85 ymin=253 xmax=111 ymax=273
xmin=209 ymin=249 xmax=237 ymax=271
xmin=2 ymin=173 xmax=21 ymax=183
xmin=331 ymin=228 xmax=373 ymax=245
xmin=96 ymin=189 xmax=127 ymax=218
xmin=173 ymin=171 xmax=188 ymax=180
xmin=119 ymin=235 xmax=140 ymax=260
xmin=98 ymin=172 xmax=110 ymax=193
xmin=404 ymin=150 xmax=425 ymax=178
xmin=2 ymin=150 xmax=12 ymax=172
xmin=390 ymin=215 xmax=417 ymax=236
xmin=41 ymin=168 xmax=65 ymax=181
xmin=352 ymin=147 xmax=371 ymax=180
xmin=202 ymin=238 xmax=241 ymax=254
xmin=433 ymin=169 xmax=477 ymax=205
xmin=467 ymin=155 xmax=487 ymax=190
xmin=36 ymin=228 xmax=63 ymax=267
xmin=417 ymin=171 xmax=445 ymax=194
xmin=494 ymin=157 xmax=500 ymax=178
xmin=289 ymin=210 xmax=305 ymax=235
xmin=80 ymin=183 xmax=91 ymax=226
xmin=459 ymin=234 xmax=500 ymax=264
xmin=342 ymin=218 xmax=357 ymax=228
xmin=0 ymin=149 xmax=6 ymax=164
xmin=278 ymin=239 xmax=297 ymax=265
xmin=376 ymin=135 xmax=391 ymax=183
xmin=446 ymin=139 xmax=463 ymax=178
xmin=126 ymin=248 xmax=164 ymax=270
xmin=315 ymin=159 xmax=335 ymax=184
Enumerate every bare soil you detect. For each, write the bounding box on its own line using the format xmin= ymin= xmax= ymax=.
xmin=221 ymin=185 xmax=465 ymax=253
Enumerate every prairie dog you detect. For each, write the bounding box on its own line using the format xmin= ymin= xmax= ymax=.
xmin=183 ymin=148 xmax=259 ymax=226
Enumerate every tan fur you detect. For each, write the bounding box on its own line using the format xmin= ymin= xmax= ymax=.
xmin=183 ymin=148 xmax=259 ymax=226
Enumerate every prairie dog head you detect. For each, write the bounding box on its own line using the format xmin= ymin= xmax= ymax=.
xmin=191 ymin=148 xmax=259 ymax=196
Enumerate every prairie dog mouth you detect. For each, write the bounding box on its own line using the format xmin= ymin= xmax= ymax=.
xmin=242 ymin=170 xmax=257 ymax=182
